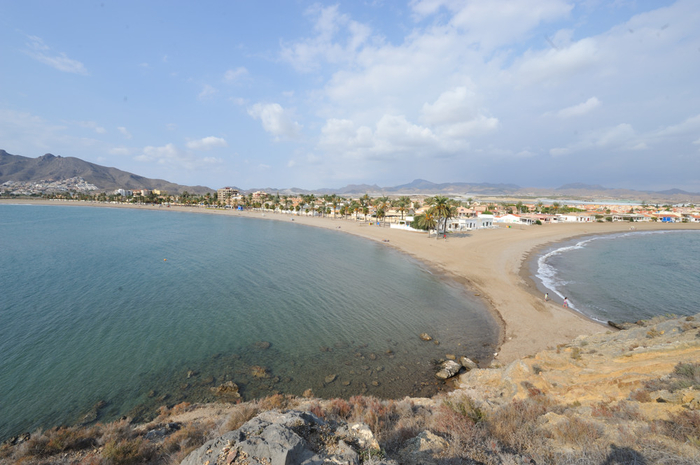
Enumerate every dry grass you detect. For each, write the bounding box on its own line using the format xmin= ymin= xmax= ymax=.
xmin=4 ymin=360 xmax=700 ymax=465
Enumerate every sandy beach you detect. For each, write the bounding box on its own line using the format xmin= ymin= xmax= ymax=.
xmin=6 ymin=199 xmax=700 ymax=363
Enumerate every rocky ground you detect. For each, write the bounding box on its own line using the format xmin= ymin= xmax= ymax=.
xmin=2 ymin=314 xmax=699 ymax=464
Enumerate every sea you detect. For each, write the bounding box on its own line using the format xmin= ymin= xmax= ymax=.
xmin=535 ymin=230 xmax=700 ymax=323
xmin=0 ymin=204 xmax=499 ymax=441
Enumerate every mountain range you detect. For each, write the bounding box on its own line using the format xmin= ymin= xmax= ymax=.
xmin=2 ymin=150 xmax=699 ymax=203
xmin=0 ymin=150 xmax=213 ymax=195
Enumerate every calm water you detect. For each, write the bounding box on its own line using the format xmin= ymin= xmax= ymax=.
xmin=536 ymin=230 xmax=700 ymax=323
xmin=0 ymin=204 xmax=498 ymax=441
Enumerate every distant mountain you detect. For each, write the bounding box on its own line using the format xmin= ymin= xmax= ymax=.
xmin=556 ymin=183 xmax=611 ymax=191
xmin=0 ymin=150 xmax=213 ymax=194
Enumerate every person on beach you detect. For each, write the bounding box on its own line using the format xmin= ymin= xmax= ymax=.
xmin=544 ymin=292 xmax=549 ymax=302
xmin=563 ymin=297 xmax=569 ymax=308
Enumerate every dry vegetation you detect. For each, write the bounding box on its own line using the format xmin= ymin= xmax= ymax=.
xmin=2 ymin=362 xmax=699 ymax=465
xmin=3 ymin=312 xmax=700 ymax=465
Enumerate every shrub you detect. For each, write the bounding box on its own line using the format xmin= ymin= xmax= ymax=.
xmin=163 ymin=420 xmax=216 ymax=460
xmin=102 ymin=437 xmax=155 ymax=465
xmin=660 ymin=410 xmax=700 ymax=444
xmin=223 ymin=403 xmax=259 ymax=432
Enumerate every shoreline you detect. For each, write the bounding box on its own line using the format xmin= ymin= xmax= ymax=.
xmin=5 ymin=199 xmax=700 ymax=363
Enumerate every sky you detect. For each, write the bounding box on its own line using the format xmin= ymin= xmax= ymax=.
xmin=1 ymin=0 xmax=699 ymax=191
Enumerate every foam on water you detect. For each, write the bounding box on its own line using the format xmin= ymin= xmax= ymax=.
xmin=536 ymin=230 xmax=700 ymax=322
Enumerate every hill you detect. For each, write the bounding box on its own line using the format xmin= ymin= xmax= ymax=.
xmin=0 ymin=150 xmax=213 ymax=195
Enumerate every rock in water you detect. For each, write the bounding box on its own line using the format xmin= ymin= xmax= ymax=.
xmin=325 ymin=374 xmax=337 ymax=384
xmin=459 ymin=356 xmax=478 ymax=370
xmin=435 ymin=360 xmax=462 ymax=380
xmin=419 ymin=333 xmax=433 ymax=341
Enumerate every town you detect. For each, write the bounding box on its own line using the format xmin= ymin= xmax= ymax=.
xmin=4 ymin=180 xmax=699 ymax=229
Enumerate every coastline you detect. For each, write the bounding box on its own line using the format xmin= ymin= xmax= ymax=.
xmin=5 ymin=199 xmax=700 ymax=363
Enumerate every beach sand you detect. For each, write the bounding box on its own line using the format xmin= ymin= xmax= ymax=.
xmin=6 ymin=199 xmax=700 ymax=362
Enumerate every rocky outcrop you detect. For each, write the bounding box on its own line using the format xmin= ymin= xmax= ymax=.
xmin=182 ymin=410 xmax=392 ymax=465
xmin=455 ymin=314 xmax=700 ymax=418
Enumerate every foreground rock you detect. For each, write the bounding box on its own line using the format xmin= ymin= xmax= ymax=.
xmin=182 ymin=410 xmax=394 ymax=465
xmin=456 ymin=314 xmax=700 ymax=417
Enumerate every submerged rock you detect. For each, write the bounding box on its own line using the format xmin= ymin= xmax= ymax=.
xmin=325 ymin=374 xmax=337 ymax=384
xmin=419 ymin=333 xmax=433 ymax=341
xmin=251 ymin=365 xmax=270 ymax=378
xmin=211 ymin=381 xmax=241 ymax=399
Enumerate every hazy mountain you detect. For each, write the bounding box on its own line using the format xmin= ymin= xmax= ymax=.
xmin=0 ymin=150 xmax=213 ymax=194
xmin=3 ymin=150 xmax=699 ymax=203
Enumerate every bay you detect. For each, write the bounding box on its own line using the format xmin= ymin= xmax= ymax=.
xmin=0 ymin=204 xmax=498 ymax=440
xmin=536 ymin=230 xmax=700 ymax=323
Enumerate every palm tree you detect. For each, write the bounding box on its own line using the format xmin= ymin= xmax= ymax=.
xmin=413 ymin=211 xmax=437 ymax=236
xmin=426 ymin=196 xmax=454 ymax=238
xmin=395 ymin=196 xmax=411 ymax=220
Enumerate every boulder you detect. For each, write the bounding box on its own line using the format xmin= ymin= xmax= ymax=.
xmin=435 ymin=360 xmax=462 ymax=380
xmin=397 ymin=430 xmax=449 ymax=465
xmin=608 ymin=321 xmax=638 ymax=331
xmin=181 ymin=410 xmax=361 ymax=465
xmin=459 ymin=356 xmax=478 ymax=370
xmin=347 ymin=423 xmax=380 ymax=450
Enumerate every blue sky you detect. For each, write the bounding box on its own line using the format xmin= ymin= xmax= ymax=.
xmin=1 ymin=0 xmax=699 ymax=191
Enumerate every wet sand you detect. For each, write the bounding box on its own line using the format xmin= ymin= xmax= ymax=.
xmin=6 ymin=199 xmax=700 ymax=362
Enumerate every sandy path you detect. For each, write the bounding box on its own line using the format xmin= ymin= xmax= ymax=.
xmin=5 ymin=199 xmax=699 ymax=362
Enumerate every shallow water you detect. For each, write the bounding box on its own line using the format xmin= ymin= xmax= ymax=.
xmin=535 ymin=230 xmax=700 ymax=323
xmin=0 ymin=204 xmax=498 ymax=440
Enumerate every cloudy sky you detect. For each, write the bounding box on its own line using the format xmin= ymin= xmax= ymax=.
xmin=1 ymin=0 xmax=699 ymax=191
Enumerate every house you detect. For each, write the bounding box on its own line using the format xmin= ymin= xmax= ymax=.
xmin=557 ymin=213 xmax=595 ymax=223
xmin=494 ymin=214 xmax=522 ymax=224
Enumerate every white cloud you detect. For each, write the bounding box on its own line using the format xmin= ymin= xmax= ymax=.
xmin=550 ymin=123 xmax=642 ymax=156
xmin=76 ymin=121 xmax=106 ymax=134
xmin=280 ymin=4 xmax=372 ymax=72
xmin=109 ymin=147 xmax=132 ymax=156
xmin=24 ymin=36 xmax=88 ymax=75
xmin=556 ymin=97 xmax=601 ymax=118
xmin=198 ymin=84 xmax=217 ymax=99
xmin=247 ymin=103 xmax=302 ymax=140
xmin=118 ymin=127 xmax=132 ymax=139
xmin=510 ymin=38 xmax=599 ymax=88
xmin=135 ymin=143 xmax=222 ymax=170
xmin=224 ymin=67 xmax=248 ymax=82
xmin=186 ymin=136 xmax=228 ymax=150
xmin=411 ymin=0 xmax=573 ymax=50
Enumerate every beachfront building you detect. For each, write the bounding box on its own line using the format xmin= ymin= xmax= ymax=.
xmin=445 ymin=217 xmax=488 ymax=230
xmin=611 ymin=213 xmax=652 ymax=222
xmin=557 ymin=213 xmax=595 ymax=222
xmin=217 ymin=187 xmax=240 ymax=206
xmin=494 ymin=214 xmax=524 ymax=225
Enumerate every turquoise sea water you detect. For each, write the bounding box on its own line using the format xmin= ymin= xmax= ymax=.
xmin=0 ymin=204 xmax=499 ymax=441
xmin=536 ymin=230 xmax=700 ymax=323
